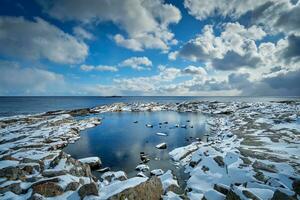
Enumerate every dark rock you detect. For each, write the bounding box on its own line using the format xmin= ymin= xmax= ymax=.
xmin=96 ymin=167 xmax=111 ymax=173
xmin=0 ymin=166 xmax=26 ymax=180
xmin=213 ymin=156 xmax=225 ymax=167
xmin=108 ymin=177 xmax=163 ymax=200
xmin=242 ymin=190 xmax=260 ymax=200
xmin=292 ymin=179 xmax=300 ymax=195
xmin=29 ymin=193 xmax=45 ymax=200
xmin=156 ymin=143 xmax=167 ymax=149
xmin=252 ymin=161 xmax=278 ymax=173
xmin=201 ymin=166 xmax=209 ymax=172
xmin=271 ymin=190 xmax=296 ymax=200
xmin=0 ymin=182 xmax=23 ymax=194
xmin=225 ymin=189 xmax=241 ymax=200
xmin=214 ymin=183 xmax=229 ymax=195
xmin=42 ymin=169 xmax=67 ymax=177
xmin=78 ymin=182 xmax=99 ymax=199
xmin=32 ymin=181 xmax=64 ymax=197
xmin=65 ymin=182 xmax=80 ymax=191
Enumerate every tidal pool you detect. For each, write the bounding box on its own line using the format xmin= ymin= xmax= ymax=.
xmin=64 ymin=111 xmax=209 ymax=186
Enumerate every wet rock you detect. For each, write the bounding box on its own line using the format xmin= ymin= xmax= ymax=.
xmin=65 ymin=181 xmax=80 ymax=191
xmin=252 ymin=161 xmax=278 ymax=173
xmin=32 ymin=181 xmax=64 ymax=197
xmin=271 ymin=190 xmax=295 ymax=200
xmin=213 ymin=156 xmax=225 ymax=167
xmin=156 ymin=142 xmax=167 ymax=149
xmin=78 ymin=182 xmax=98 ymax=199
xmin=108 ymin=177 xmax=163 ymax=200
xmin=78 ymin=156 xmax=101 ymax=169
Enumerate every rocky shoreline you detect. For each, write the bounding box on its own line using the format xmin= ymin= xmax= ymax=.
xmin=0 ymin=101 xmax=300 ymax=199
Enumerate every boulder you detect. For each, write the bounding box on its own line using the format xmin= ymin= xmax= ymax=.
xmin=65 ymin=181 xmax=80 ymax=191
xmin=252 ymin=161 xmax=277 ymax=173
xmin=225 ymin=189 xmax=241 ymax=200
xmin=108 ymin=177 xmax=163 ymax=200
xmin=0 ymin=182 xmax=22 ymax=194
xmin=271 ymin=190 xmax=296 ymax=200
xmin=292 ymin=179 xmax=300 ymax=195
xmin=78 ymin=157 xmax=101 ymax=169
xmin=0 ymin=166 xmax=26 ymax=180
xmin=32 ymin=181 xmax=64 ymax=197
xmin=213 ymin=156 xmax=225 ymax=167
xmin=78 ymin=182 xmax=99 ymax=199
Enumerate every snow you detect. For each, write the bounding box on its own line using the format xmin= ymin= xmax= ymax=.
xmin=159 ymin=170 xmax=179 ymax=192
xmin=150 ymin=169 xmax=164 ymax=176
xmin=135 ymin=164 xmax=150 ymax=172
xmin=156 ymin=132 xmax=168 ymax=136
xmin=78 ymin=157 xmax=101 ymax=165
xmin=156 ymin=142 xmax=167 ymax=149
xmin=162 ymin=191 xmax=182 ymax=200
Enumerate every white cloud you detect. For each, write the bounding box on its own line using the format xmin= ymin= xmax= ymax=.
xmin=80 ymin=64 xmax=118 ymax=72
xmin=0 ymin=61 xmax=66 ymax=95
xmin=182 ymin=65 xmax=207 ymax=76
xmin=119 ymin=56 xmax=152 ymax=70
xmin=42 ymin=0 xmax=181 ymax=51
xmin=73 ymin=26 xmax=94 ymax=40
xmin=0 ymin=17 xmax=88 ymax=64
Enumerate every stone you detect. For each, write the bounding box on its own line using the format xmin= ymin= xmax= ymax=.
xmin=78 ymin=182 xmax=99 ymax=199
xmin=252 ymin=161 xmax=278 ymax=173
xmin=108 ymin=177 xmax=163 ymax=200
xmin=32 ymin=181 xmax=64 ymax=197
xmin=292 ymin=179 xmax=300 ymax=195
xmin=156 ymin=142 xmax=167 ymax=149
xmin=0 ymin=166 xmax=26 ymax=180
xmin=29 ymin=193 xmax=45 ymax=200
xmin=225 ymin=189 xmax=241 ymax=200
xmin=42 ymin=169 xmax=67 ymax=177
xmin=213 ymin=156 xmax=225 ymax=167
xmin=0 ymin=182 xmax=22 ymax=194
xmin=96 ymin=167 xmax=111 ymax=173
xmin=271 ymin=190 xmax=296 ymax=200
xmin=242 ymin=190 xmax=260 ymax=200
xmin=65 ymin=181 xmax=80 ymax=191
xmin=78 ymin=157 xmax=102 ymax=169
xmin=214 ymin=183 xmax=229 ymax=195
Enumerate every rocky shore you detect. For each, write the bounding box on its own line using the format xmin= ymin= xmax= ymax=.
xmin=0 ymin=101 xmax=299 ymax=199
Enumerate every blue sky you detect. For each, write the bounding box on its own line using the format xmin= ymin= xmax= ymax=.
xmin=0 ymin=0 xmax=300 ymax=96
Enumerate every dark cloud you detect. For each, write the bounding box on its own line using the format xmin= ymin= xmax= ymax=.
xmin=281 ymin=34 xmax=300 ymax=63
xmin=212 ymin=51 xmax=261 ymax=70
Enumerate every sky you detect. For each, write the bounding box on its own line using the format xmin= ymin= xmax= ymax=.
xmin=0 ymin=0 xmax=299 ymax=96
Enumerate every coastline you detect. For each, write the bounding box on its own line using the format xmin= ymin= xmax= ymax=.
xmin=0 ymin=101 xmax=300 ymax=199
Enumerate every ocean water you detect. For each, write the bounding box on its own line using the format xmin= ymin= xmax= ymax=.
xmin=0 ymin=96 xmax=299 ymax=117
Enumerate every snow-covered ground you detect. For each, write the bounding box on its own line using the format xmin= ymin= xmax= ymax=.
xmin=0 ymin=101 xmax=299 ymax=199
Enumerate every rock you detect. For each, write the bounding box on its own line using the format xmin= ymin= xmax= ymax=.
xmin=292 ymin=179 xmax=300 ymax=195
xmin=136 ymin=164 xmax=150 ymax=172
xmin=42 ymin=169 xmax=67 ymax=177
xmin=32 ymin=181 xmax=64 ymax=197
xmin=101 ymin=171 xmax=128 ymax=183
xmin=201 ymin=165 xmax=209 ymax=172
xmin=254 ymin=171 xmax=267 ymax=182
xmin=214 ymin=183 xmax=229 ymax=195
xmin=96 ymin=167 xmax=111 ymax=173
xmin=29 ymin=193 xmax=45 ymax=200
xmin=78 ymin=157 xmax=101 ymax=169
xmin=78 ymin=182 xmax=99 ymax=199
xmin=65 ymin=181 xmax=80 ymax=191
xmin=0 ymin=166 xmax=26 ymax=180
xmin=225 ymin=189 xmax=241 ymax=200
xmin=0 ymin=182 xmax=22 ymax=194
xmin=271 ymin=190 xmax=296 ymax=200
xmin=156 ymin=142 xmax=167 ymax=149
xmin=137 ymin=172 xmax=148 ymax=178
xmin=252 ymin=161 xmax=278 ymax=173
xmin=146 ymin=124 xmax=153 ymax=128
xmin=133 ymin=121 xmax=138 ymax=123
xmin=213 ymin=156 xmax=225 ymax=167
xmin=150 ymin=169 xmax=164 ymax=176
xmin=156 ymin=132 xmax=168 ymax=136
xmin=242 ymin=190 xmax=260 ymax=200
xmin=108 ymin=177 xmax=163 ymax=200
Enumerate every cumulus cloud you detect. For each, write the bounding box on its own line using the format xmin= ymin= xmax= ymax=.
xmin=0 ymin=61 xmax=66 ymax=95
xmin=172 ymin=23 xmax=265 ymax=70
xmin=119 ymin=56 xmax=152 ymax=70
xmin=80 ymin=64 xmax=118 ymax=72
xmin=182 ymin=65 xmax=207 ymax=76
xmin=41 ymin=0 xmax=181 ymax=51
xmin=0 ymin=17 xmax=88 ymax=64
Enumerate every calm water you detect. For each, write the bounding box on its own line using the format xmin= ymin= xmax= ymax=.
xmin=1 ymin=96 xmax=299 ymax=117
xmin=64 ymin=111 xmax=209 ymax=185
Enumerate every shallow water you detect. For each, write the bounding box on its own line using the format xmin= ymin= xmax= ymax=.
xmin=64 ymin=111 xmax=209 ymax=186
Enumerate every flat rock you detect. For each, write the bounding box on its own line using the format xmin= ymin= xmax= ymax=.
xmin=78 ymin=157 xmax=101 ymax=169
xmin=78 ymin=182 xmax=98 ymax=199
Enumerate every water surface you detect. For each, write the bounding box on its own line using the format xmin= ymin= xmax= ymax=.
xmin=64 ymin=111 xmax=209 ymax=185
